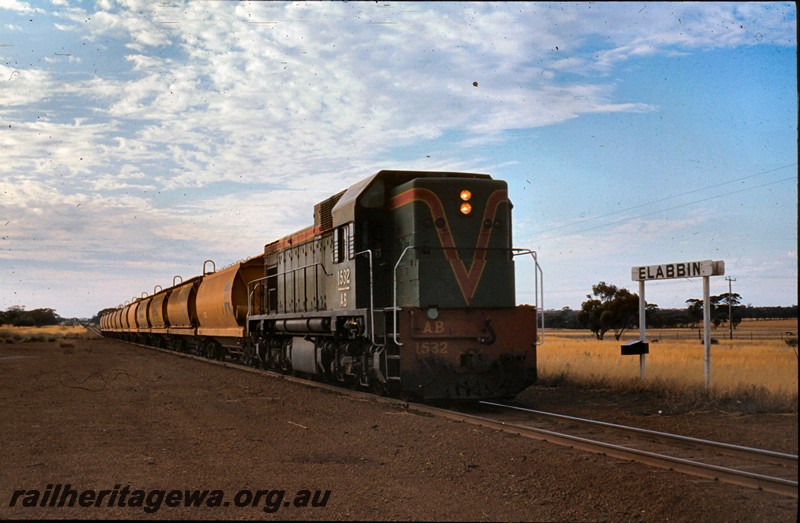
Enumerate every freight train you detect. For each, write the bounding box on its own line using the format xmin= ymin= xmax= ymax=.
xmin=100 ymin=170 xmax=543 ymax=400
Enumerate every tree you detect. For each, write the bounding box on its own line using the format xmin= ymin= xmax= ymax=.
xmin=577 ymin=282 xmax=640 ymax=340
xmin=685 ymin=293 xmax=744 ymax=330
xmin=544 ymin=306 xmax=580 ymax=329
xmin=685 ymin=299 xmax=704 ymax=328
xmin=714 ymin=292 xmax=743 ymax=331
xmin=0 ymin=306 xmax=60 ymax=327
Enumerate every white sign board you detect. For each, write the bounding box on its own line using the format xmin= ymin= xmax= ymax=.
xmin=631 ymin=260 xmax=724 ymax=281
xmin=630 ymin=258 xmax=726 ymax=388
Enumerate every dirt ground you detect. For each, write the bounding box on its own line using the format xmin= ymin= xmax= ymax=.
xmin=1 ymin=337 xmax=797 ymax=521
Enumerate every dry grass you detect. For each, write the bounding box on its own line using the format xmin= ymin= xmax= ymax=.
xmin=0 ymin=325 xmax=93 ymax=344
xmin=539 ymin=326 xmax=798 ymax=412
xmin=554 ymin=318 xmax=798 ymax=342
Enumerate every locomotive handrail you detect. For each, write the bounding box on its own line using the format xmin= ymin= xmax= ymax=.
xmin=392 ymin=245 xmax=543 ymax=346
xmin=512 ymin=248 xmax=544 ymax=346
xmin=246 ymin=280 xmax=266 ymax=336
xmin=245 ymin=262 xmax=331 ymax=318
xmin=246 ymin=275 xmax=271 ymax=318
xmin=354 ymin=249 xmax=379 ymax=346
xmin=392 ymin=245 xmax=416 ymax=346
xmin=276 ymin=261 xmax=331 ymax=278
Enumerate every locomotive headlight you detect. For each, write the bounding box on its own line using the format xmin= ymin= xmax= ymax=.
xmin=459 ymin=189 xmax=473 ymax=214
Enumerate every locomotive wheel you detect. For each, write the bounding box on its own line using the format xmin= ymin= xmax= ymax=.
xmin=371 ymin=380 xmax=388 ymax=397
xmin=243 ymin=344 xmax=261 ymax=368
xmin=398 ymin=390 xmax=422 ymax=403
xmin=241 ymin=347 xmax=254 ymax=368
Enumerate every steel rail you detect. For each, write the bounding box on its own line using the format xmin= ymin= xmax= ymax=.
xmin=466 ymin=402 xmax=798 ymax=498
xmin=480 ymin=401 xmax=799 ymax=464
xmin=451 ymin=410 xmax=798 ymax=498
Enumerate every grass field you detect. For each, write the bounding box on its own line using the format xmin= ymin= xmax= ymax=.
xmin=552 ymin=318 xmax=798 ymax=342
xmin=0 ymin=325 xmax=92 ymax=345
xmin=540 ymin=319 xmax=798 ymax=412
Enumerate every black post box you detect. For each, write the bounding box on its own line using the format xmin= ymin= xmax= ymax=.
xmin=621 ymin=340 xmax=649 ymax=355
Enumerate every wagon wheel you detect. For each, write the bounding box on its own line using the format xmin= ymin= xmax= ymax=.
xmin=241 ymin=344 xmax=254 ymax=367
xmin=203 ymin=340 xmax=215 ymax=359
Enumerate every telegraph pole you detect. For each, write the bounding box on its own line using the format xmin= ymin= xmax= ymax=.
xmin=726 ymin=276 xmax=736 ymax=340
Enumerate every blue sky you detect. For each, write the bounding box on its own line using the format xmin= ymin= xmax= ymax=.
xmin=0 ymin=1 xmax=796 ymax=319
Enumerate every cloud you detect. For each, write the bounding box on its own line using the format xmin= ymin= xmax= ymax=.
xmin=0 ymin=0 xmax=43 ymax=14
xmin=70 ymin=2 xmax=173 ymax=49
xmin=0 ymin=65 xmax=53 ymax=106
xmin=0 ymin=1 xmax=795 ymax=316
xmin=7 ymin=2 xmax=789 ymax=193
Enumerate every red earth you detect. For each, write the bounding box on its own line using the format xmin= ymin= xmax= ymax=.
xmin=1 ymin=337 xmax=796 ymax=521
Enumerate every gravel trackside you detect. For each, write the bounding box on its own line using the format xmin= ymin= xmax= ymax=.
xmin=1 ymin=338 xmax=797 ymax=521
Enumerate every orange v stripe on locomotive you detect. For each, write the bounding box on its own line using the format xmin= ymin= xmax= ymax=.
xmin=390 ymin=188 xmax=508 ymax=305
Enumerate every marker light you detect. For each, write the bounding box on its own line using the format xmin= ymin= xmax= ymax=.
xmin=460 ymin=202 xmax=473 ymax=215
xmin=426 ymin=307 xmax=439 ymax=320
xmin=460 ymin=189 xmax=472 ymax=201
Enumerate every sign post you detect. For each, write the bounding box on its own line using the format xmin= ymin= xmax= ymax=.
xmin=703 ymin=275 xmax=711 ymax=388
xmin=631 ymin=260 xmax=724 ymax=388
xmin=639 ymin=280 xmax=646 ymax=380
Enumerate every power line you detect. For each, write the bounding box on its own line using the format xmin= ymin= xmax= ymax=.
xmin=528 ymin=162 xmax=797 ymax=241
xmin=530 ymin=168 xmax=796 ymax=243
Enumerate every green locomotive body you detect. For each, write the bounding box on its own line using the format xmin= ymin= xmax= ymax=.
xmin=101 ymin=170 xmax=542 ymax=400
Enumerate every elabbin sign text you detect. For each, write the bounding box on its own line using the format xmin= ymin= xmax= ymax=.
xmin=631 ymin=260 xmax=725 ymax=281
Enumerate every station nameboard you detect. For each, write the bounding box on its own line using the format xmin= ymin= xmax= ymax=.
xmin=631 ymin=260 xmax=724 ymax=281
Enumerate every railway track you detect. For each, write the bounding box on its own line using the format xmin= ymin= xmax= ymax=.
xmin=105 ymin=336 xmax=798 ymax=498
xmin=439 ymin=401 xmax=799 ymax=498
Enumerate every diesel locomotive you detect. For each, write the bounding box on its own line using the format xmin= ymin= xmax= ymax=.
xmin=100 ymin=170 xmax=543 ymax=400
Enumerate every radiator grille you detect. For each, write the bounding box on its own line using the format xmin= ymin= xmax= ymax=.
xmin=314 ymin=190 xmax=345 ymax=232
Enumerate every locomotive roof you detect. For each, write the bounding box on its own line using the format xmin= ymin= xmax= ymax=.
xmin=331 ymin=170 xmax=491 ymax=224
xmin=264 ymin=170 xmax=492 ymax=254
